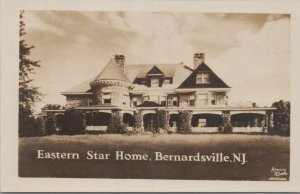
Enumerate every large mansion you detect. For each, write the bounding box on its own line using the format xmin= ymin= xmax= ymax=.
xmin=46 ymin=53 xmax=275 ymax=133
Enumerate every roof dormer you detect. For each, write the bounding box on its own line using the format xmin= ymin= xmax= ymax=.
xmin=146 ymin=66 xmax=164 ymax=77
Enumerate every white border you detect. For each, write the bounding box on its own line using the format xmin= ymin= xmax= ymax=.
xmin=1 ymin=0 xmax=300 ymax=192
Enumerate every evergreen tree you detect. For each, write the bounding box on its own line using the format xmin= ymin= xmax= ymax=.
xmin=272 ymin=100 xmax=290 ymax=136
xmin=19 ymin=10 xmax=42 ymax=137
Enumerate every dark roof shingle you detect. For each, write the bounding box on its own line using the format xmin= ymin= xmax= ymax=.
xmin=177 ymin=63 xmax=230 ymax=89
xmin=146 ymin=66 xmax=164 ymax=75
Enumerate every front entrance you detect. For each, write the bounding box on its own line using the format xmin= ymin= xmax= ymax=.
xmin=143 ymin=113 xmax=156 ymax=131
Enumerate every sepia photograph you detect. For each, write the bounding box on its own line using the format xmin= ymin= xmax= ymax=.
xmin=17 ymin=10 xmax=291 ymax=181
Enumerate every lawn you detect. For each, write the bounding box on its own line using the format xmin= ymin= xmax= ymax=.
xmin=19 ymin=134 xmax=290 ymax=180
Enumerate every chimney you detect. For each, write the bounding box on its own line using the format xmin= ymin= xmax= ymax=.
xmin=114 ymin=54 xmax=125 ymax=73
xmin=194 ymin=53 xmax=205 ymax=69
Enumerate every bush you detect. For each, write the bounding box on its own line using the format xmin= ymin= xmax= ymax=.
xmin=177 ymin=111 xmax=192 ymax=134
xmin=62 ymin=110 xmax=86 ymax=135
xmin=19 ymin=106 xmax=37 ymax=137
xmin=134 ymin=110 xmax=143 ymax=129
xmin=219 ymin=111 xmax=233 ymax=133
xmin=272 ymin=100 xmax=290 ymax=136
xmin=107 ymin=110 xmax=123 ymax=134
xmin=45 ymin=113 xmax=57 ymax=135
xmin=156 ymin=110 xmax=170 ymax=131
xmin=34 ymin=117 xmax=46 ymax=136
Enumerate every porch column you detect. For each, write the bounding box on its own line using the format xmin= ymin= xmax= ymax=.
xmin=140 ymin=111 xmax=144 ymax=132
xmin=220 ymin=111 xmax=232 ymax=133
xmin=265 ymin=111 xmax=274 ymax=133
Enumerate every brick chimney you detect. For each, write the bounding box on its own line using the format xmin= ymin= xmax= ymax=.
xmin=114 ymin=54 xmax=125 ymax=73
xmin=194 ymin=53 xmax=205 ymax=69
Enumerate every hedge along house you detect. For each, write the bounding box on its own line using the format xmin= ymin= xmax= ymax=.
xmin=47 ymin=53 xmax=275 ymax=133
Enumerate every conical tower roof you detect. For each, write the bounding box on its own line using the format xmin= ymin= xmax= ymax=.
xmin=94 ymin=59 xmax=130 ymax=82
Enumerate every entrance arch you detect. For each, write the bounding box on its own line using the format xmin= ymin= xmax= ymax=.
xmin=123 ymin=113 xmax=134 ymax=127
xmin=169 ymin=114 xmax=179 ymax=127
xmin=143 ymin=113 xmax=156 ymax=131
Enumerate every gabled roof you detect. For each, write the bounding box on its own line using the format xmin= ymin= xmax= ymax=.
xmin=94 ymin=59 xmax=129 ymax=82
xmin=62 ymin=62 xmax=193 ymax=94
xmin=177 ymin=63 xmax=230 ymax=89
xmin=146 ymin=66 xmax=164 ymax=75
xmin=62 ymin=77 xmax=95 ymax=94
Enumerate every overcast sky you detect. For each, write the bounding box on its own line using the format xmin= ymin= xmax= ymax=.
xmin=23 ymin=11 xmax=290 ymax=112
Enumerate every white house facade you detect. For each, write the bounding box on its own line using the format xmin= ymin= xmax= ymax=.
xmin=47 ymin=53 xmax=275 ymax=133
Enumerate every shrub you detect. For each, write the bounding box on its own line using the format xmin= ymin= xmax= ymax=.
xmin=45 ymin=113 xmax=57 ymax=135
xmin=219 ymin=111 xmax=233 ymax=133
xmin=107 ymin=110 xmax=123 ymax=133
xmin=19 ymin=106 xmax=37 ymax=137
xmin=177 ymin=111 xmax=192 ymax=134
xmin=272 ymin=100 xmax=290 ymax=136
xmin=156 ymin=110 xmax=170 ymax=131
xmin=134 ymin=110 xmax=143 ymax=129
xmin=62 ymin=110 xmax=86 ymax=135
xmin=34 ymin=117 xmax=46 ymax=136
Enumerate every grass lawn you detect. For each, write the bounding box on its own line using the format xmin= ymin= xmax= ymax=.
xmin=19 ymin=134 xmax=289 ymax=180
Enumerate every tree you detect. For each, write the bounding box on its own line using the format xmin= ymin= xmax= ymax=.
xmin=42 ymin=104 xmax=64 ymax=110
xmin=272 ymin=100 xmax=290 ymax=136
xmin=219 ymin=111 xmax=233 ymax=133
xmin=34 ymin=117 xmax=46 ymax=136
xmin=45 ymin=113 xmax=57 ymax=135
xmin=19 ymin=11 xmax=42 ymax=137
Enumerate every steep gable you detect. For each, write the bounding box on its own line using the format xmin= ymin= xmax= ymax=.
xmin=177 ymin=63 xmax=230 ymax=89
xmin=146 ymin=66 xmax=164 ymax=75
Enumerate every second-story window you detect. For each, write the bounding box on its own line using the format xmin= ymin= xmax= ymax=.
xmin=211 ymin=93 xmax=217 ymax=105
xmin=189 ymin=95 xmax=195 ymax=106
xmin=103 ymin=93 xmax=111 ymax=104
xmin=143 ymin=96 xmax=149 ymax=102
xmin=151 ymin=78 xmax=159 ymax=87
xmin=160 ymin=96 xmax=166 ymax=106
xmin=172 ymin=96 xmax=178 ymax=106
xmin=132 ymin=97 xmax=138 ymax=106
xmin=198 ymin=93 xmax=208 ymax=105
xmin=163 ymin=79 xmax=172 ymax=86
xmin=196 ymin=73 xmax=209 ymax=84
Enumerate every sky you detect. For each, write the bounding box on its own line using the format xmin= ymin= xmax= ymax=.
xmin=22 ymin=11 xmax=290 ymax=112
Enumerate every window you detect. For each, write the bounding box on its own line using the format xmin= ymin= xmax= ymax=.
xmin=103 ymin=93 xmax=111 ymax=104
xmin=143 ymin=96 xmax=149 ymax=102
xmin=198 ymin=94 xmax=208 ymax=105
xmin=196 ymin=73 xmax=209 ymax=84
xmin=163 ymin=79 xmax=172 ymax=85
xmin=132 ymin=97 xmax=138 ymax=106
xmin=160 ymin=96 xmax=166 ymax=106
xmin=140 ymin=79 xmax=148 ymax=86
xmin=189 ymin=95 xmax=195 ymax=106
xmin=151 ymin=78 xmax=160 ymax=87
xmin=123 ymin=93 xmax=129 ymax=105
xmin=211 ymin=93 xmax=217 ymax=105
xmin=172 ymin=96 xmax=178 ymax=106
